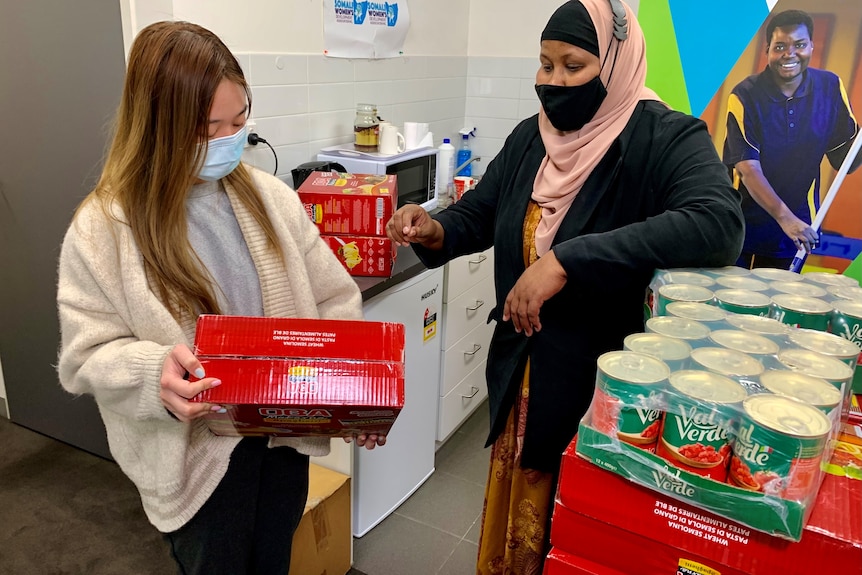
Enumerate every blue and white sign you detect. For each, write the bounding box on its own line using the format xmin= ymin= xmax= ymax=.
xmin=324 ymin=0 xmax=410 ymax=59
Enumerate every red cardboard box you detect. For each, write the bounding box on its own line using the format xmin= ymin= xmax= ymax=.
xmin=191 ymin=315 xmax=405 ymax=437
xmin=321 ymin=234 xmax=396 ymax=278
xmin=297 ymin=171 xmax=397 ymax=237
xmin=544 ymin=548 xmax=623 ymax=575
xmin=551 ymin=436 xmax=862 ymax=575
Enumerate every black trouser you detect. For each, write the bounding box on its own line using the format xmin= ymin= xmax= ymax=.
xmin=736 ymin=252 xmax=794 ymax=270
xmin=164 ymin=438 xmax=309 ymax=575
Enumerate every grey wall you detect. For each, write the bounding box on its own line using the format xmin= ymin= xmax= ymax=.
xmin=0 ymin=0 xmax=126 ymax=458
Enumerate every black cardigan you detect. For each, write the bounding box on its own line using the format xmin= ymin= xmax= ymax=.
xmin=416 ymin=101 xmax=744 ymax=473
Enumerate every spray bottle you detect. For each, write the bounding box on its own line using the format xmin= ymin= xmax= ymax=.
xmin=456 ymin=127 xmax=476 ymax=177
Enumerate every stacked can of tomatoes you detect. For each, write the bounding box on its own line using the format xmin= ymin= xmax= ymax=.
xmin=593 ymin=266 xmax=862 ymax=500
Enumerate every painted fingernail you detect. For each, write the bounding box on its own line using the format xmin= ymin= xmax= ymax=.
xmin=194 ymin=367 xmax=205 ymax=378
xmin=210 ymin=379 xmax=222 ymax=387
xmin=210 ymin=405 xmax=225 ymax=413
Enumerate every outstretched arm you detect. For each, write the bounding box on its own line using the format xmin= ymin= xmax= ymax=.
xmin=735 ymin=159 xmax=818 ymax=253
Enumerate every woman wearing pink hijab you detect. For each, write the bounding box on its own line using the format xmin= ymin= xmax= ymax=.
xmin=387 ymin=1 xmax=743 ymax=572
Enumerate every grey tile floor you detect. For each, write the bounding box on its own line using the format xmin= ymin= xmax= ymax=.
xmin=352 ymin=400 xmax=491 ymax=575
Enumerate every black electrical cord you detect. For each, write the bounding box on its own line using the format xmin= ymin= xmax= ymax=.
xmin=247 ymin=132 xmax=277 ymax=176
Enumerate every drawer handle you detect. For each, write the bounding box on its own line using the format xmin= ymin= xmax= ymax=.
xmin=468 ymin=254 xmax=488 ymax=265
xmin=466 ymin=299 xmax=484 ymax=311
xmin=461 ymin=386 xmax=480 ymax=399
xmin=463 ymin=343 xmax=482 ymax=357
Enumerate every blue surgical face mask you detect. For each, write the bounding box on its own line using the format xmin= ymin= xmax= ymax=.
xmin=197 ymin=125 xmax=247 ymax=181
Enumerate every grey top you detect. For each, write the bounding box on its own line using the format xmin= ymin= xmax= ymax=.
xmin=187 ymin=180 xmax=263 ymax=316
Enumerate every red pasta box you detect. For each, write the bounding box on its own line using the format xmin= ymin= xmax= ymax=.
xmin=543 ymin=547 xmax=623 ymax=575
xmin=550 ymin=435 xmax=862 ymax=575
xmin=321 ymin=235 xmax=396 ymax=278
xmin=297 ymin=171 xmax=397 ymax=237
xmin=190 ymin=315 xmax=405 ymax=438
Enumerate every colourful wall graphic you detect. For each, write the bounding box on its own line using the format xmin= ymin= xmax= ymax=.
xmin=640 ymin=0 xmax=776 ymax=116
xmin=641 ymin=0 xmax=862 ymax=274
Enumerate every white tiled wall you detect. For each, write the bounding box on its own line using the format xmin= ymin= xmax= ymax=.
xmin=237 ymin=53 xmax=539 ymax=183
xmin=238 ymin=53 xmax=468 ymax=183
xmin=465 ymin=57 xmax=540 ymax=177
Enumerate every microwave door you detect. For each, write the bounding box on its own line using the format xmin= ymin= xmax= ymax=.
xmin=398 ymin=191 xmax=426 ymax=208
xmin=388 ymin=159 xmax=433 ymax=208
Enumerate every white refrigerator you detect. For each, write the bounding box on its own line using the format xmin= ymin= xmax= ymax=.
xmin=354 ymin=266 xmax=444 ymax=536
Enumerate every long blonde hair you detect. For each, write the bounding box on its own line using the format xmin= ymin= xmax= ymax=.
xmin=84 ymin=21 xmax=282 ymax=321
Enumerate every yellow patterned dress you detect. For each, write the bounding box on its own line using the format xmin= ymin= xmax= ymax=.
xmin=476 ymin=201 xmax=554 ymax=574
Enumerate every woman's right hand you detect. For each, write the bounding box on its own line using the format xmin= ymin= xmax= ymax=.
xmin=160 ymin=344 xmax=223 ymax=422
xmin=386 ymin=204 xmax=444 ymax=250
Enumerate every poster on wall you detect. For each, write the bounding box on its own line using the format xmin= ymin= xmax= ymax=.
xmin=641 ymin=0 xmax=862 ymax=275
xmin=323 ymin=0 xmax=410 ymax=59
xmin=704 ymin=0 xmax=862 ymax=274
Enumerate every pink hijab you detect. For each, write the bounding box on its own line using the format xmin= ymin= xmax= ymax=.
xmin=532 ymin=0 xmax=660 ymax=256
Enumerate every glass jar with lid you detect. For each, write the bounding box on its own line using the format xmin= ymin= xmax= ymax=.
xmin=354 ymin=103 xmax=379 ymax=151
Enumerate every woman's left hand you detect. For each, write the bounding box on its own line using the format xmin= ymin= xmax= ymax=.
xmin=343 ymin=433 xmax=387 ymax=450
xmin=503 ymin=250 xmax=567 ymax=336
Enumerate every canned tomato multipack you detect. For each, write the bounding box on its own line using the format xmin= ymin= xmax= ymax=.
xmin=577 ymin=266 xmax=862 ymax=541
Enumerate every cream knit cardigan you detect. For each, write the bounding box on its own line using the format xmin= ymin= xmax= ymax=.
xmin=57 ymin=166 xmax=363 ymax=532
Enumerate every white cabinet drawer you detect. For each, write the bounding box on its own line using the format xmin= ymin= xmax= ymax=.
xmin=440 ymin=320 xmax=495 ymax=397
xmin=444 ymin=248 xmax=494 ymax=303
xmin=437 ymin=360 xmax=488 ymax=442
xmin=442 ymin=278 xmax=496 ymax=349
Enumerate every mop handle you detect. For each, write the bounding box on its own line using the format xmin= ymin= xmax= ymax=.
xmin=789 ymin=128 xmax=862 ymax=272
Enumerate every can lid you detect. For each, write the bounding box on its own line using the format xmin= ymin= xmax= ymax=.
xmin=760 ymin=370 xmax=842 ymax=408
xmin=771 ymin=293 xmax=832 ymax=314
xmin=769 ymin=281 xmax=827 ymax=298
xmin=788 ymin=328 xmax=861 ymax=359
xmin=645 ymin=316 xmax=711 ymax=340
xmin=660 ymin=270 xmax=715 ymax=287
xmin=777 ymin=348 xmax=855 ymax=382
xmin=726 ymin=314 xmax=789 ymax=336
xmin=802 ymin=272 xmax=859 ymax=287
xmin=623 ymin=332 xmax=692 ymax=361
xmin=710 ymin=329 xmax=780 ymax=356
xmin=691 ymin=346 xmax=764 ymax=377
xmin=714 ymin=288 xmax=771 ymax=308
xmin=710 ymin=266 xmax=751 ymax=277
xmin=827 ymin=285 xmax=862 ymax=302
xmin=833 ymin=298 xmax=862 ymax=321
xmin=751 ymin=268 xmax=804 ymax=283
xmin=597 ymin=350 xmax=670 ymax=384
xmin=742 ymin=394 xmax=832 ymax=437
xmin=658 ymin=283 xmax=714 ymax=302
xmin=665 ymin=301 xmax=727 ymax=322
xmin=715 ymin=276 xmax=769 ymax=292
xmin=668 ymin=370 xmax=747 ymax=404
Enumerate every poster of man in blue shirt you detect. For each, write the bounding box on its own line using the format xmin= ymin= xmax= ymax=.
xmin=723 ymin=9 xmax=862 ymax=270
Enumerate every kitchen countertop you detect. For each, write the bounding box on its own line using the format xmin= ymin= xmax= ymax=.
xmin=353 ymin=208 xmax=456 ymax=301
xmin=355 ymin=244 xmax=431 ymax=301
xmin=353 ymin=208 xmax=449 ymax=300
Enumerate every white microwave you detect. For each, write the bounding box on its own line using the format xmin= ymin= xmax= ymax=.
xmin=317 ymin=145 xmax=439 ymax=211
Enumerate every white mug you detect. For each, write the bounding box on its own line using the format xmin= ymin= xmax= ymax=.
xmin=403 ymin=122 xmax=429 ymax=150
xmin=379 ymin=123 xmax=406 ymax=155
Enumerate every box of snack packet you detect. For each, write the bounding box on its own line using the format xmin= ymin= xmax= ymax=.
xmin=296 ymin=171 xmax=397 ymax=237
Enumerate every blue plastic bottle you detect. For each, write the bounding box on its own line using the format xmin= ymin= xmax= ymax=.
xmin=456 ymin=133 xmax=472 ymax=177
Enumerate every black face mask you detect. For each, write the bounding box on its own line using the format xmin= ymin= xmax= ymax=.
xmin=535 ymin=76 xmax=607 ymax=132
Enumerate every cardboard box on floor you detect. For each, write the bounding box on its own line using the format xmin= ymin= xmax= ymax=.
xmin=290 ymin=464 xmax=351 ymax=575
